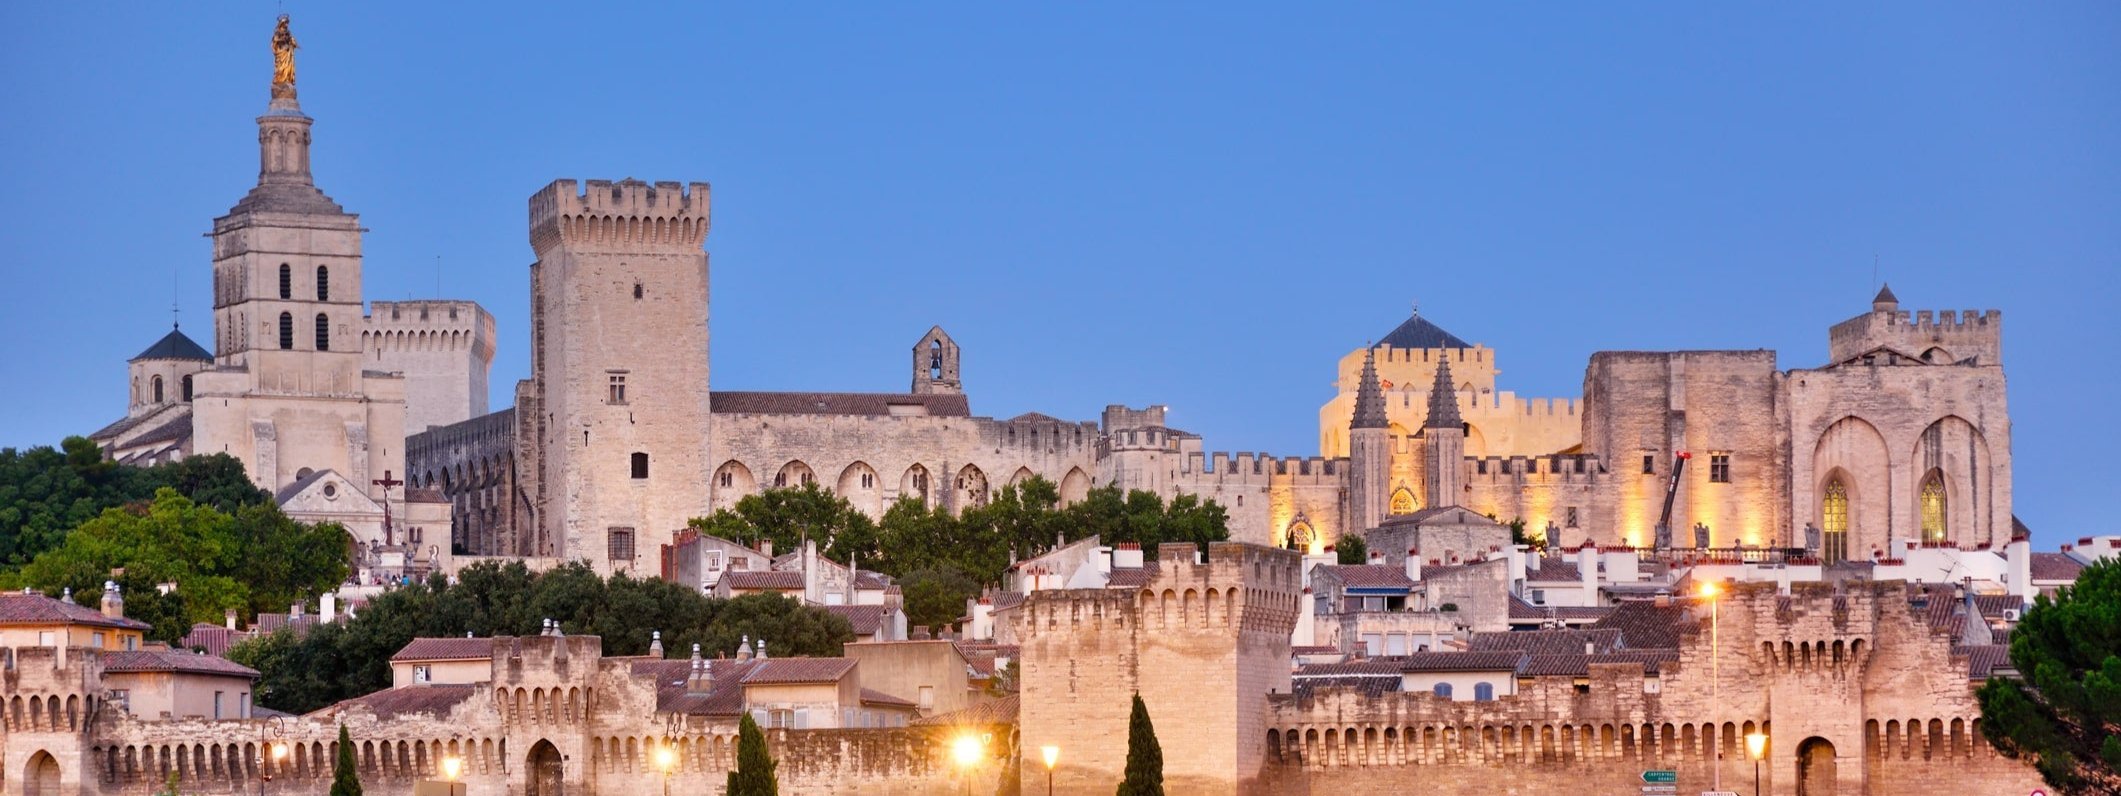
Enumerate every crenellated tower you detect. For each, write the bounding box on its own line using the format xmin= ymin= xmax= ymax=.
xmin=524 ymin=178 xmax=713 ymax=572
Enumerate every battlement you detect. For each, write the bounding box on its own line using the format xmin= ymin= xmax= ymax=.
xmin=2 ymin=646 xmax=103 ymax=696
xmin=1828 ymin=304 xmax=2003 ymax=366
xmin=1369 ymin=345 xmax=1491 ymax=364
xmin=528 ymin=178 xmax=710 ymax=253
xmin=491 ymin=634 xmax=604 ymax=686
xmin=1182 ymin=453 xmax=1347 ymax=487
xmin=1465 ymin=453 xmax=1603 ymax=481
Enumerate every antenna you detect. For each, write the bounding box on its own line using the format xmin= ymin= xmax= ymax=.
xmin=171 ymin=264 xmax=181 ymax=329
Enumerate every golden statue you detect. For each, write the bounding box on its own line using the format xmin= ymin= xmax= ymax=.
xmin=272 ymin=16 xmax=298 ymax=87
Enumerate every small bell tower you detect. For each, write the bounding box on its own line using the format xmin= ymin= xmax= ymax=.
xmin=911 ymin=326 xmax=962 ymax=395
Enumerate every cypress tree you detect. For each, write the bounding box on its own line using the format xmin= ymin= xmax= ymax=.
xmin=1116 ymin=693 xmax=1163 ymax=796
xmin=729 ymin=712 xmax=779 ymax=796
xmin=330 ymin=724 xmax=362 ymax=796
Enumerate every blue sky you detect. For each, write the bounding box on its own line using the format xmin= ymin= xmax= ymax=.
xmin=1 ymin=4 xmax=2115 ymax=547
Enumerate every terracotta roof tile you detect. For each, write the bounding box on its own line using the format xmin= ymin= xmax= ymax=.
xmin=1507 ymin=595 xmax=1613 ymax=622
xmin=101 ymin=649 xmax=259 ymax=677
xmin=2029 ymin=553 xmax=2083 ymax=582
xmin=180 ymin=624 xmax=242 ymax=657
xmin=1294 ymin=660 xmax=1403 ymax=677
xmin=1520 ymin=650 xmax=1678 ymax=677
xmin=0 ymin=592 xmax=152 ymax=631
xmin=740 ymin=657 xmax=857 ymax=685
xmin=1468 ymin=629 xmax=1624 ymax=655
xmin=320 ymin=684 xmax=478 ymax=720
xmin=1587 ymin=600 xmax=1697 ymax=649
xmin=1316 ymin=565 xmax=1415 ymax=590
xmin=859 ymin=688 xmax=916 ymax=708
xmin=1961 ymin=645 xmax=2014 ymax=680
xmin=824 ymin=605 xmax=893 ymax=636
xmin=723 ymin=571 xmax=807 ymax=591
xmin=391 ymin=637 xmax=496 ymax=662
xmin=1105 ymin=563 xmax=1160 ymax=589
xmin=1392 ymin=651 xmax=1527 ymax=673
xmin=1525 ymin=557 xmax=1583 ymax=582
xmin=912 ymin=694 xmax=1019 ymax=727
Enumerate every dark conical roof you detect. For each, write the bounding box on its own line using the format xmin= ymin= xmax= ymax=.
xmin=1872 ymin=283 xmax=1898 ymax=306
xmin=1379 ymin=311 xmax=1472 ymax=350
xmin=1425 ymin=357 xmax=1462 ymax=430
xmin=131 ymin=327 xmax=212 ymax=362
xmin=1350 ymin=349 xmax=1389 ymax=430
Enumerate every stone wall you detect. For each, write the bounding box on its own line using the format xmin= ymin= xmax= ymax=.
xmin=364 ymin=299 xmax=496 ymax=435
xmin=408 ymin=408 xmax=523 ymax=556
xmin=1580 ymin=350 xmax=1787 ymax=549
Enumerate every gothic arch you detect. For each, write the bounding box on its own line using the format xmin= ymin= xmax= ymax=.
xmin=900 ymin=464 xmax=933 ymax=507
xmin=953 ymin=464 xmax=989 ymax=512
xmin=1389 ymin=486 xmax=1418 ymax=515
xmin=712 ymin=461 xmax=756 ymax=511
xmin=1008 ymin=467 xmax=1035 ymax=487
xmin=1910 ymin=415 xmax=1991 ymax=546
xmin=1058 ymin=467 xmax=1091 ymax=505
xmin=22 ymin=750 xmax=60 ymax=796
xmin=774 ymin=460 xmax=815 ymax=489
xmin=1811 ymin=416 xmax=1890 ymax=560
xmin=836 ymin=462 xmax=882 ymax=516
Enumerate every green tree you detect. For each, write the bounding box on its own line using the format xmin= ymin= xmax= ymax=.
xmin=0 ymin=439 xmax=266 ymax=566
xmin=729 ymin=712 xmax=779 ymax=796
xmin=331 ymin=724 xmax=363 ymax=796
xmin=1336 ymin=534 xmax=1368 ymax=565
xmin=1978 ymin=559 xmax=2121 ymax=793
xmin=690 ymin=483 xmax=878 ymax=566
xmin=1116 ymin=693 xmax=1163 ymax=796
xmin=897 ymin=565 xmax=982 ymax=631
xmin=4 ymin=489 xmax=251 ymax=641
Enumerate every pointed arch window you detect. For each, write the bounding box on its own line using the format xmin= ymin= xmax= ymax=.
xmin=315 ymin=313 xmax=330 ymax=350
xmin=1286 ymin=521 xmax=1316 ymax=555
xmin=1821 ymin=478 xmax=1850 ymax=564
xmin=1389 ymin=488 xmax=1417 ymax=515
xmin=1920 ymin=473 xmax=1947 ymax=543
xmin=151 ymin=375 xmax=164 ymax=404
xmin=180 ymin=375 xmax=192 ymax=402
xmin=316 ymin=266 xmax=329 ymax=300
xmin=278 ymin=312 xmax=294 ymax=350
xmin=279 ymin=264 xmax=292 ymax=299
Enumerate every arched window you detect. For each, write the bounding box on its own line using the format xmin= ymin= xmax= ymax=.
xmin=151 ymin=375 xmax=164 ymax=404
xmin=1286 ymin=521 xmax=1315 ymax=555
xmin=1474 ymin=682 xmax=1494 ymax=702
xmin=1821 ymin=478 xmax=1850 ymax=564
xmin=1390 ymin=488 xmax=1417 ymax=515
xmin=278 ymin=312 xmax=294 ymax=350
xmin=279 ymin=264 xmax=292 ymax=299
xmin=1432 ymin=683 xmax=1453 ymax=699
xmin=315 ymin=313 xmax=330 ymax=350
xmin=180 ymin=375 xmax=192 ymax=402
xmin=316 ymin=265 xmax=329 ymax=300
xmin=631 ymin=452 xmax=649 ymax=479
xmin=1920 ymin=473 xmax=1947 ymax=543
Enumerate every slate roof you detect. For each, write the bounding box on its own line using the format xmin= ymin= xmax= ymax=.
xmin=1393 ymin=651 xmax=1526 ymax=672
xmin=391 ymin=637 xmax=495 ymax=662
xmin=0 ymin=592 xmax=152 ymax=631
xmin=1873 ymin=283 xmax=1899 ymax=305
xmin=740 ymin=657 xmax=858 ymax=685
xmin=711 ymin=391 xmax=971 ymax=418
xmin=1525 ymin=557 xmax=1584 ymax=582
xmin=1315 ymin=565 xmax=1415 ymax=591
xmin=2029 ymin=553 xmax=2083 ymax=582
xmin=824 ymin=605 xmax=893 ymax=636
xmin=319 ymin=684 xmax=477 ymax=720
xmin=1519 ymin=651 xmax=1679 ymax=677
xmin=722 ymin=571 xmax=807 ymax=591
xmin=1378 ymin=311 xmax=1473 ymax=350
xmin=1468 ymin=629 xmax=1625 ymax=655
xmin=131 ymin=327 xmax=214 ymax=362
xmin=1587 ymin=600 xmax=1698 ymax=649
xmin=1961 ymin=645 xmax=2014 ymax=680
xmin=101 ymin=648 xmax=260 ymax=678
xmin=1506 ymin=595 xmax=1612 ymax=623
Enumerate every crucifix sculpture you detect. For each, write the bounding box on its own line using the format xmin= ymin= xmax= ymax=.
xmin=373 ymin=470 xmax=403 ymax=545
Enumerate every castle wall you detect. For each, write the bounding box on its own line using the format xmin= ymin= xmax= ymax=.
xmin=1580 ymin=351 xmax=1788 ymax=548
xmin=1318 ymin=347 xmax=1582 ymax=461
xmin=408 ymin=409 xmax=523 ymax=556
xmin=1173 ymin=453 xmax=1347 ymax=550
xmin=363 ymin=300 xmax=496 ymax=434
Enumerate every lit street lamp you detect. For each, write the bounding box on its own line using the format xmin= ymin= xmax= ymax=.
xmin=1040 ymin=745 xmax=1060 ymax=796
xmin=952 ymin=734 xmax=985 ymax=796
xmin=441 ymin=756 xmax=464 ymax=782
xmin=655 ymin=745 xmax=678 ymax=796
xmin=1746 ymin=733 xmax=1769 ymax=796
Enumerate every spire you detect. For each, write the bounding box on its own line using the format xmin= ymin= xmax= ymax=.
xmin=1872 ymin=283 xmax=1899 ymax=312
xmin=228 ymin=15 xmax=345 ymax=217
xmin=1425 ymin=357 xmax=1461 ymax=430
xmin=1350 ymin=348 xmax=1389 ymax=430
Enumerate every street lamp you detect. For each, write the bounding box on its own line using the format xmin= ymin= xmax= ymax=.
xmin=654 ymin=745 xmax=677 ymax=796
xmin=1699 ymin=580 xmax=1722 ymax=793
xmin=441 ymin=756 xmax=463 ymax=782
xmin=1746 ymin=733 xmax=1769 ymax=796
xmin=951 ymin=734 xmax=984 ymax=796
xmin=1040 ymin=745 xmax=1060 ymax=796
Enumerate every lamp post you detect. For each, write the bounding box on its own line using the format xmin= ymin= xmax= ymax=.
xmin=654 ymin=745 xmax=677 ymax=796
xmin=951 ymin=734 xmax=984 ymax=796
xmin=1700 ymin=580 xmax=1721 ymax=793
xmin=260 ymin=741 xmax=288 ymax=796
xmin=1746 ymin=733 xmax=1769 ymax=796
xmin=1040 ymin=745 xmax=1060 ymax=796
xmin=441 ymin=756 xmax=463 ymax=782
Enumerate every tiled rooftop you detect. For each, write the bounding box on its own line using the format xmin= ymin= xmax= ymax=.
xmin=391 ymin=637 xmax=496 ymax=662
xmin=0 ymin=592 xmax=152 ymax=631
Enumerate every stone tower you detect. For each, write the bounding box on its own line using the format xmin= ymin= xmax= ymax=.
xmin=524 ymin=179 xmax=713 ymax=572
xmin=1347 ymin=347 xmax=1391 ymax=534
xmin=1017 ymin=542 xmax=1301 ymax=794
xmin=363 ymin=300 xmax=497 ymax=433
xmin=1421 ymin=356 xmax=1463 ymax=509
xmin=910 ymin=325 xmax=962 ymax=394
xmin=189 ymin=16 xmax=405 ymax=500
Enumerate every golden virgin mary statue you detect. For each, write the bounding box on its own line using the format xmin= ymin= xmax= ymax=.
xmin=272 ymin=16 xmax=299 ymax=87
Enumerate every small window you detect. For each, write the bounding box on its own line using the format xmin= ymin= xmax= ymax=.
xmin=1642 ymin=455 xmax=1655 ymax=475
xmin=92 ymin=631 xmax=106 ymax=649
xmin=608 ymin=527 xmax=636 ymax=561
xmin=279 ymin=263 xmax=292 ymax=299
xmin=414 ymin=665 xmax=431 ymax=684
xmin=1566 ymin=506 xmax=1579 ymax=528
xmin=315 ymin=313 xmax=330 ymax=350
xmin=123 ymin=635 xmax=136 ymax=651
xmin=214 ymin=691 xmax=225 ymax=719
xmin=1572 ymin=458 xmax=1585 ymax=474
xmin=39 ymin=631 xmax=56 ymax=646
xmin=719 ymin=470 xmax=733 ymax=488
xmin=112 ymin=689 xmax=130 ymax=712
xmin=1432 ymin=683 xmax=1453 ymax=699
xmin=860 ymin=473 xmax=874 ymax=488
xmin=633 ymin=281 xmax=644 ymax=300
xmin=152 ymin=375 xmax=164 ymax=404
xmin=181 ymin=375 xmax=193 ymax=402
xmin=1476 ymin=460 xmax=1488 ymax=475
xmin=278 ymin=312 xmax=294 ymax=350
xmin=631 ymin=452 xmax=649 ymax=479
xmin=1474 ymin=682 xmax=1494 ymax=702
xmin=316 ymin=265 xmax=329 ymax=300
xmin=1709 ymin=453 xmax=1731 ymax=483
xmin=608 ymin=374 xmax=627 ymax=404
xmin=918 ymin=685 xmax=934 ymax=710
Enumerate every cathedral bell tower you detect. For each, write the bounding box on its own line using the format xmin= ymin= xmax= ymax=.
xmin=1347 ymin=348 xmax=1391 ymax=534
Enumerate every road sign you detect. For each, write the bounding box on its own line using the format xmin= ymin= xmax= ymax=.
xmin=1642 ymin=771 xmax=1678 ymax=784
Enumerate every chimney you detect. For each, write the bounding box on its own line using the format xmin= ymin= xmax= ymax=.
xmin=224 ymin=608 xmax=238 ymax=630
xmin=688 ymin=644 xmax=712 ymax=693
xmin=736 ymin=635 xmax=754 ymax=661
xmin=1369 ymin=550 xmax=1384 ymax=566
xmin=649 ymin=630 xmax=664 ymax=658
xmin=320 ymin=592 xmax=338 ymax=624
xmin=760 ymin=539 xmax=774 ymax=559
xmin=2006 ymin=535 xmax=2032 ymax=602
xmin=1405 ymin=549 xmax=1422 ymax=582
xmin=290 ymin=601 xmax=304 ymax=620
xmin=100 ymin=581 xmax=124 ymax=620
xmin=1578 ymin=543 xmax=1598 ymax=598
xmin=756 ymin=638 xmax=767 ymax=660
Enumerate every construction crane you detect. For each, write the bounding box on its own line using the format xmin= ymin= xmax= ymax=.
xmin=1652 ymin=451 xmax=1691 ymax=549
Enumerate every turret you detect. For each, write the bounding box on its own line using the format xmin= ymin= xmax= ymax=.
xmin=1347 ymin=348 xmax=1392 ymax=533
xmin=1421 ymin=357 xmax=1464 ymax=508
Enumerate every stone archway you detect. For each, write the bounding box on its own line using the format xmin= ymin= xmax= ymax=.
xmin=23 ymin=750 xmax=60 ymax=796
xmin=1796 ymin=736 xmax=1837 ymax=796
xmin=526 ymin=739 xmax=564 ymax=796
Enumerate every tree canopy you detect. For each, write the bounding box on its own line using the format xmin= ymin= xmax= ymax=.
xmin=0 ymin=437 xmax=266 ymax=565
xmin=230 ymin=560 xmax=855 ymax=714
xmin=1978 ymin=559 xmax=2121 ymax=793
xmin=688 ymin=476 xmax=1230 ymax=629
